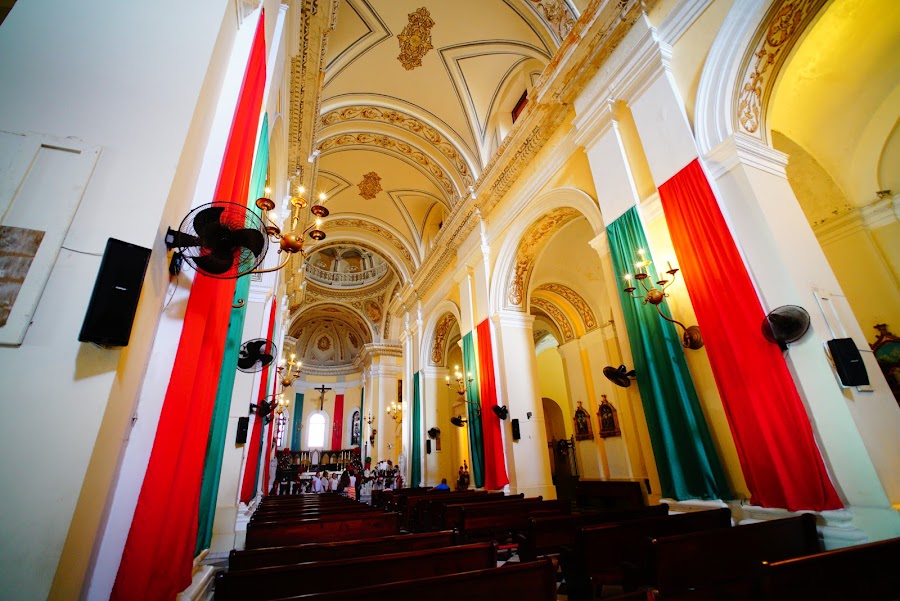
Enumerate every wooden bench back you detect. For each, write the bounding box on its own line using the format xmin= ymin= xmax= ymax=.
xmin=269 ymin=559 xmax=558 ymax=601
xmin=459 ymin=498 xmax=569 ymax=541
xmin=215 ymin=542 xmax=496 ymax=601
xmin=245 ymin=512 xmax=400 ymax=549
xmin=251 ymin=504 xmax=375 ymax=522
xmin=228 ymin=530 xmax=457 ymax=571
xmin=436 ymin=493 xmax=525 ymax=530
xmin=650 ymin=514 xmax=819 ymax=598
xmin=518 ymin=504 xmax=669 ymax=561
xmin=575 ymin=478 xmax=647 ymax=509
xmin=413 ymin=490 xmax=495 ymax=531
xmin=757 ymin=536 xmax=900 ymax=601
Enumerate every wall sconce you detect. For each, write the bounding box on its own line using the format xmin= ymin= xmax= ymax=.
xmin=492 ymin=405 xmax=509 ymax=420
xmin=445 ymin=365 xmax=473 ymax=395
xmin=450 ymin=415 xmax=467 ymax=427
xmin=386 ymin=401 xmax=402 ymax=424
xmin=623 ymin=249 xmax=703 ymax=350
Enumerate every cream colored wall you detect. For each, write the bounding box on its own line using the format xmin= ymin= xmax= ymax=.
xmin=0 ymin=1 xmax=249 ymax=598
xmin=536 ymin=348 xmax=573 ymax=436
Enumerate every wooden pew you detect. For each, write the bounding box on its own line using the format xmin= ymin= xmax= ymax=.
xmin=268 ymin=559 xmax=558 ymax=601
xmin=647 ymin=514 xmax=820 ymax=600
xmin=228 ymin=531 xmax=457 ymax=571
xmin=457 ymin=497 xmax=570 ymax=543
xmin=412 ymin=490 xmax=496 ymax=532
xmin=517 ymin=504 xmax=669 ymax=561
xmin=559 ymin=507 xmax=732 ymax=600
xmin=756 ymin=536 xmax=900 ymax=601
xmin=245 ymin=512 xmax=400 ymax=549
xmin=435 ymin=493 xmax=525 ymax=530
xmin=214 ymin=542 xmax=497 ymax=601
xmin=575 ymin=478 xmax=647 ymax=510
xmin=250 ymin=504 xmax=374 ymax=522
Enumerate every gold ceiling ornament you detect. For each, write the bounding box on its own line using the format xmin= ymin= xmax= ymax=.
xmin=529 ymin=0 xmax=576 ymax=40
xmin=430 ymin=313 xmax=456 ymax=365
xmin=358 ymin=171 xmax=383 ymax=200
xmin=397 ymin=7 xmax=435 ymax=70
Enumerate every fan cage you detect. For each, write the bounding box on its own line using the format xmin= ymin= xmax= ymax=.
xmin=177 ymin=202 xmax=269 ymax=279
xmin=237 ymin=338 xmax=278 ymax=373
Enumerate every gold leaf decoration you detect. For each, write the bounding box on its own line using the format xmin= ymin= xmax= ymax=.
xmin=358 ymin=171 xmax=382 ymax=200
xmin=397 ymin=7 xmax=435 ymax=71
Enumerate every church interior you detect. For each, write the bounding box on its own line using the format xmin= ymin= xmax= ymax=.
xmin=0 ymin=0 xmax=899 ymax=599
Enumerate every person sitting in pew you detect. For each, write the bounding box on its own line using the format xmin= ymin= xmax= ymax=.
xmin=432 ymin=478 xmax=450 ymax=491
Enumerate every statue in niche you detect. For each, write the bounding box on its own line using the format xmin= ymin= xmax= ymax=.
xmin=351 ymin=411 xmax=361 ymax=446
xmin=597 ymin=395 xmax=621 ymax=438
xmin=573 ymin=401 xmax=593 ymax=441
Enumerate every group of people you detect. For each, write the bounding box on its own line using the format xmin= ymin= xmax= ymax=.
xmin=310 ymin=468 xmax=357 ymax=499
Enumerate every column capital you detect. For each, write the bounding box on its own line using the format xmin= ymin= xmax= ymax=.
xmin=703 ymin=132 xmax=789 ymax=180
xmin=589 ymin=231 xmax=609 ymax=256
xmin=492 ymin=310 xmax=535 ymax=330
xmin=422 ymin=365 xmax=449 ymax=379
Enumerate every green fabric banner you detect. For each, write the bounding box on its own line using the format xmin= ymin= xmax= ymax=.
xmin=462 ymin=332 xmax=485 ymax=488
xmin=196 ymin=114 xmax=269 ymax=554
xmin=290 ymin=393 xmax=304 ymax=451
xmin=606 ymin=207 xmax=730 ymax=501
xmin=411 ymin=371 xmax=422 ymax=487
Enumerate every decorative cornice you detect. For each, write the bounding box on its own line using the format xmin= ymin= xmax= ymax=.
xmin=638 ymin=191 xmax=664 ymax=224
xmin=492 ymin=309 xmax=536 ymax=330
xmin=861 ymin=195 xmax=900 ymax=230
xmin=703 ymin=132 xmax=788 ymax=180
xmin=655 ymin=0 xmax=714 ymax=45
xmin=589 ymin=231 xmax=609 ymax=256
xmin=814 ymin=196 xmax=899 ymax=246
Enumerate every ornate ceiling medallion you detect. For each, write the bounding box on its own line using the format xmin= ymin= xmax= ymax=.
xmin=397 ymin=7 xmax=435 ymax=71
xmin=358 ymin=171 xmax=382 ymax=200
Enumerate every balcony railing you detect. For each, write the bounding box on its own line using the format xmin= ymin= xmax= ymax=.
xmin=306 ymin=262 xmax=388 ymax=287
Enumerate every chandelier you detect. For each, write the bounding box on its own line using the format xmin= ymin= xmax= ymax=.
xmin=623 ymin=249 xmax=703 ymax=350
xmin=386 ymin=401 xmax=402 ymax=424
xmin=278 ymin=353 xmax=302 ymax=388
xmin=251 ymin=183 xmax=329 ymax=274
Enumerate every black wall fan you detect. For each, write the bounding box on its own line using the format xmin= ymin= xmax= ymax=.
xmin=762 ymin=305 xmax=811 ymax=350
xmin=603 ymin=365 xmax=636 ymax=387
xmin=238 ymin=338 xmax=277 ymax=373
xmin=165 ymin=202 xmax=268 ymax=278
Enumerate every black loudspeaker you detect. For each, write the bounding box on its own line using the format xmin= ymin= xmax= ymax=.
xmin=236 ymin=417 xmax=250 ymax=444
xmin=511 ymin=418 xmax=521 ymax=441
xmin=78 ymin=238 xmax=151 ymax=347
xmin=828 ymin=338 xmax=869 ymax=386
xmin=426 ymin=439 xmax=432 ymax=454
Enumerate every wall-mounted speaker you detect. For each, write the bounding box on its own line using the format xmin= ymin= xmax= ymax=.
xmin=827 ymin=338 xmax=869 ymax=386
xmin=236 ymin=417 xmax=250 ymax=444
xmin=511 ymin=418 xmax=521 ymax=441
xmin=78 ymin=238 xmax=151 ymax=347
xmin=426 ymin=439 xmax=432 ymax=454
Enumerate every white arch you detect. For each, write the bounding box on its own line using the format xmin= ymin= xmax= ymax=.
xmin=694 ymin=1 xmax=776 ymax=155
xmin=419 ymin=300 xmax=462 ymax=368
xmin=489 ymin=187 xmax=603 ymax=315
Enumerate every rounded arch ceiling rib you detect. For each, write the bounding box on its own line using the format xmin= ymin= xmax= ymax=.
xmin=422 ymin=301 xmax=462 ymax=367
xmin=533 ymin=283 xmax=597 ymax=334
xmin=288 ymin=301 xmax=375 ymax=344
xmin=317 ymin=131 xmax=462 ymax=203
xmin=319 ymin=100 xmax=479 ymax=187
xmin=319 ymin=214 xmax=418 ymax=280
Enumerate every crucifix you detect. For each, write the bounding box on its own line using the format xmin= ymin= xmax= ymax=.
xmin=314 ymin=384 xmax=332 ymax=411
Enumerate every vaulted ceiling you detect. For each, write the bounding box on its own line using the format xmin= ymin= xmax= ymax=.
xmin=289 ymin=0 xmax=578 ymax=370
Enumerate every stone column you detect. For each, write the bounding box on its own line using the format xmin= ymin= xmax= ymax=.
xmin=422 ymin=366 xmax=450 ymax=486
xmin=492 ymin=310 xmax=555 ymax=499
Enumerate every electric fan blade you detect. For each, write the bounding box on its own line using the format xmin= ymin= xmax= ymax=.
xmin=193 ymin=251 xmax=235 ymax=275
xmin=237 ymin=355 xmax=260 ymax=370
xmin=258 ymin=353 xmax=274 ymax=367
xmin=229 ymin=227 xmax=266 ymax=259
xmin=192 ymin=206 xmax=226 ymax=239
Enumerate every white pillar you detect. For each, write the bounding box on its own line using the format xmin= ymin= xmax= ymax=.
xmin=557 ymin=340 xmax=605 ymax=478
xmin=492 ymin=310 xmax=555 ymax=499
xmin=422 ymin=366 xmax=451 ymax=486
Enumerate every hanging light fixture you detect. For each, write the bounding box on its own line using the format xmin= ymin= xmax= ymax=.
xmin=622 ymin=249 xmax=703 ymax=350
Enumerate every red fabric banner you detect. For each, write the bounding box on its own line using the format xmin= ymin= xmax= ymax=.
xmin=332 ymin=394 xmax=345 ymax=450
xmin=476 ymin=319 xmax=510 ymax=491
xmin=112 ymin=14 xmax=267 ymax=600
xmin=657 ymin=159 xmax=841 ymax=511
xmin=253 ymin=297 xmax=278 ymax=499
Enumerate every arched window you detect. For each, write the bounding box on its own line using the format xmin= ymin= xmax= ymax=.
xmin=350 ymin=410 xmax=361 ymax=446
xmin=275 ymin=410 xmax=288 ymax=448
xmin=308 ymin=413 xmax=327 ymax=448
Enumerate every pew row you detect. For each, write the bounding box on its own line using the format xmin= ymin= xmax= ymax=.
xmin=214 ymin=542 xmax=496 ymax=601
xmin=756 ymin=536 xmax=900 ymax=601
xmin=244 ymin=512 xmax=400 ymax=549
xmin=273 ymin=560 xmax=558 ymax=601
xmin=228 ymin=531 xmax=457 ymax=571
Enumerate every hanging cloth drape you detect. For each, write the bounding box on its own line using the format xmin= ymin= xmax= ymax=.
xmin=112 ymin=13 xmax=267 ymax=600
xmin=331 ymin=394 xmax=345 ymax=450
xmin=411 ymin=371 xmax=422 ymax=487
xmin=290 ymin=393 xmax=304 ymax=451
xmin=195 ymin=113 xmax=269 ymax=555
xmin=657 ymin=159 xmax=841 ymax=511
xmin=240 ymin=296 xmax=277 ymax=503
xmin=475 ymin=319 xmax=509 ymax=490
xmin=260 ymin=326 xmax=280 ymax=495
xmin=462 ymin=332 xmax=485 ymax=488
xmin=607 ymin=207 xmax=731 ymax=501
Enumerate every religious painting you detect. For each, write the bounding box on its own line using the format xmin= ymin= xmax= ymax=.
xmin=397 ymin=379 xmax=403 ymax=404
xmin=350 ymin=410 xmax=361 ymax=446
xmin=872 ymin=324 xmax=900 ymax=405
xmin=573 ymin=401 xmax=593 ymax=440
xmin=597 ymin=395 xmax=621 ymax=438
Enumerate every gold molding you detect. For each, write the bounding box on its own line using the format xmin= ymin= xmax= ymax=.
xmin=535 ymin=283 xmax=598 ymax=331
xmin=531 ymin=297 xmax=574 ymax=341
xmin=507 ymin=208 xmax=581 ymax=307
xmin=430 ymin=313 xmax=456 ymax=365
xmin=321 ymin=218 xmax=416 ymax=269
